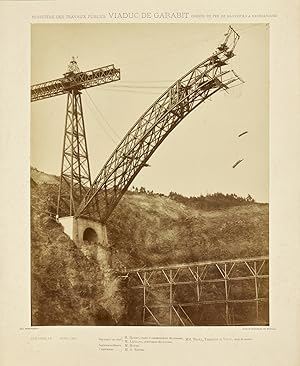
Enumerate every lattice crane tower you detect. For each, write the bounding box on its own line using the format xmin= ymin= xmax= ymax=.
xmin=31 ymin=59 xmax=121 ymax=217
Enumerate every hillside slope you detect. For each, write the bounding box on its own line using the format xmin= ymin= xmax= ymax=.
xmin=108 ymin=193 xmax=268 ymax=270
xmin=31 ymin=179 xmax=126 ymax=325
xmin=31 ymin=168 xmax=268 ymax=325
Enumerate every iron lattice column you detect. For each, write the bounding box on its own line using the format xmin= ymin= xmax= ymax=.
xmin=57 ymin=89 xmax=92 ymax=217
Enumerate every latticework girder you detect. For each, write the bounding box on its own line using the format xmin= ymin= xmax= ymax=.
xmin=76 ymin=26 xmax=244 ymax=222
xmin=120 ymin=256 xmax=269 ymax=326
xmin=31 ymin=64 xmax=120 ymax=102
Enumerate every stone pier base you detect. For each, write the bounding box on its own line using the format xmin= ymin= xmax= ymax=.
xmin=59 ymin=216 xmax=111 ymax=266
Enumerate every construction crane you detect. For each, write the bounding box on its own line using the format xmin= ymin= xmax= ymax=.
xmin=31 ymin=59 xmax=121 ymax=216
xmin=74 ymin=26 xmax=244 ymax=223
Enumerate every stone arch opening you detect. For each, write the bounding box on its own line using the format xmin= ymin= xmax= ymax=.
xmin=83 ymin=227 xmax=98 ymax=242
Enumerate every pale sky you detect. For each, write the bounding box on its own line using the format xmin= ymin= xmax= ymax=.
xmin=31 ymin=23 xmax=269 ymax=202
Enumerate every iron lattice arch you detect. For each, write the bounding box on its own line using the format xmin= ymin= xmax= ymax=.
xmin=76 ymin=26 xmax=243 ymax=223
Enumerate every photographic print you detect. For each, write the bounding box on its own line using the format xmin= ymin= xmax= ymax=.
xmin=30 ymin=23 xmax=269 ymax=326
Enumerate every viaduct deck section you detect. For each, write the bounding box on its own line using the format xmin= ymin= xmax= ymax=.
xmin=120 ymin=256 xmax=269 ymax=326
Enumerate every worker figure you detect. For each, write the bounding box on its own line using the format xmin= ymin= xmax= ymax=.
xmin=67 ymin=57 xmax=80 ymax=74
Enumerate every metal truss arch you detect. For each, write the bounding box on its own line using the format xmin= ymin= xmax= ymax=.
xmin=76 ymin=26 xmax=244 ymax=223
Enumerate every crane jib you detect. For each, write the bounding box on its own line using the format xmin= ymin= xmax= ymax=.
xmin=31 ymin=65 xmax=121 ymax=102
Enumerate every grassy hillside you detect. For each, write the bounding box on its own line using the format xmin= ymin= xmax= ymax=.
xmin=108 ymin=192 xmax=268 ymax=270
xmin=31 ymin=168 xmax=268 ymax=325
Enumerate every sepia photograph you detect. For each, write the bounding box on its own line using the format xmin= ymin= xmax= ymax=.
xmin=30 ymin=23 xmax=269 ymax=326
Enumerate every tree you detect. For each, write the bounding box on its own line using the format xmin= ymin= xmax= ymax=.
xmin=139 ymin=186 xmax=146 ymax=194
xmin=246 ymin=194 xmax=255 ymax=203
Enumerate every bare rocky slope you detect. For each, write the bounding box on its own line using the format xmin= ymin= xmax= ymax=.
xmin=31 ymin=168 xmax=268 ymax=325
